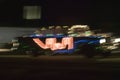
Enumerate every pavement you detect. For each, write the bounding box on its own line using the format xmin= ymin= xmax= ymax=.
xmin=0 ymin=51 xmax=120 ymax=80
xmin=0 ymin=55 xmax=120 ymax=80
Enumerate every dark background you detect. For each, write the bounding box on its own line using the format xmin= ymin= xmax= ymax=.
xmin=0 ymin=0 xmax=119 ymax=32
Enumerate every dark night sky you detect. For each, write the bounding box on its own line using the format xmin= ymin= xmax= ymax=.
xmin=44 ymin=0 xmax=119 ymax=26
xmin=0 ymin=0 xmax=119 ymax=32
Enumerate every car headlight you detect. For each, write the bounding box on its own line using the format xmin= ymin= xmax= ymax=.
xmin=100 ymin=39 xmax=106 ymax=44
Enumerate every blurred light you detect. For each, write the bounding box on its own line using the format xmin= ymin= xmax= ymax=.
xmin=63 ymin=26 xmax=69 ymax=28
xmin=41 ymin=27 xmax=46 ymax=30
xmin=100 ymin=39 xmax=106 ymax=44
xmin=68 ymin=25 xmax=89 ymax=30
xmin=23 ymin=6 xmax=41 ymax=19
xmin=107 ymin=46 xmax=118 ymax=50
xmin=56 ymin=26 xmax=62 ymax=29
xmin=33 ymin=37 xmax=73 ymax=50
xmin=11 ymin=48 xmax=18 ymax=51
xmin=13 ymin=43 xmax=20 ymax=47
xmin=85 ymin=31 xmax=93 ymax=36
xmin=0 ymin=49 xmax=11 ymax=52
xmin=46 ymin=34 xmax=54 ymax=36
xmin=49 ymin=26 xmax=54 ymax=29
xmin=12 ymin=39 xmax=18 ymax=43
xmin=113 ymin=38 xmax=120 ymax=43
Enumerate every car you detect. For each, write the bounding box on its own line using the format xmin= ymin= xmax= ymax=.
xmin=11 ymin=25 xmax=113 ymax=58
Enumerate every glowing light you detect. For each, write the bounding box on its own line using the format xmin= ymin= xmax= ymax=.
xmin=85 ymin=31 xmax=93 ymax=36
xmin=68 ymin=25 xmax=89 ymax=30
xmin=113 ymin=38 xmax=120 ymax=43
xmin=13 ymin=43 xmax=20 ymax=47
xmin=63 ymin=26 xmax=69 ymax=28
xmin=49 ymin=26 xmax=54 ymax=29
xmin=33 ymin=37 xmax=74 ymax=50
xmin=41 ymin=27 xmax=46 ymax=30
xmin=56 ymin=26 xmax=62 ymax=29
xmin=62 ymin=37 xmax=73 ymax=49
xmin=45 ymin=38 xmax=56 ymax=49
xmin=0 ymin=49 xmax=11 ymax=52
xmin=53 ymin=43 xmax=65 ymax=50
xmin=99 ymin=39 xmax=106 ymax=44
xmin=107 ymin=46 xmax=118 ymax=50
xmin=46 ymin=34 xmax=54 ymax=36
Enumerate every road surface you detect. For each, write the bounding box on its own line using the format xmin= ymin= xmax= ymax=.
xmin=0 ymin=54 xmax=120 ymax=80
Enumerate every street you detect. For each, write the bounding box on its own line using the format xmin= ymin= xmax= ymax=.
xmin=0 ymin=54 xmax=120 ymax=80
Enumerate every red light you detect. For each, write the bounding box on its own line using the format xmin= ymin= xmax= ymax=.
xmin=33 ymin=37 xmax=73 ymax=50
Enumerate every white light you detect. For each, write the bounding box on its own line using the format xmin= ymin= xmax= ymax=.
xmin=11 ymin=48 xmax=18 ymax=51
xmin=113 ymin=38 xmax=120 ymax=43
xmin=69 ymin=25 xmax=89 ymax=30
xmin=12 ymin=39 xmax=18 ymax=43
xmin=100 ymin=39 xmax=106 ymax=44
xmin=13 ymin=43 xmax=20 ymax=47
xmin=107 ymin=46 xmax=118 ymax=50
xmin=0 ymin=49 xmax=11 ymax=52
